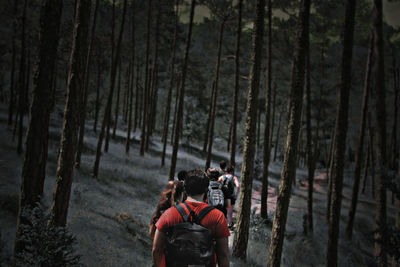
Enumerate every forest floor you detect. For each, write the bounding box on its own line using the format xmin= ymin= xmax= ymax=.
xmin=0 ymin=103 xmax=397 ymax=267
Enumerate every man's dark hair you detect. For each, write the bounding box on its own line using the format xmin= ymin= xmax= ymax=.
xmin=177 ymin=170 xmax=188 ymax=182
xmin=206 ymin=168 xmax=220 ymax=181
xmin=184 ymin=169 xmax=209 ymax=196
xmin=219 ymin=160 xmax=227 ymax=170
xmin=226 ymin=166 xmax=234 ymax=174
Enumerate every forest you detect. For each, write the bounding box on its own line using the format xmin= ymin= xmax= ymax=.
xmin=0 ymin=0 xmax=399 ymax=266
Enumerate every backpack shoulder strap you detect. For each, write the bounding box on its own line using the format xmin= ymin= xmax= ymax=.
xmin=175 ymin=203 xmax=190 ymax=222
xmin=197 ymin=206 xmax=215 ymax=224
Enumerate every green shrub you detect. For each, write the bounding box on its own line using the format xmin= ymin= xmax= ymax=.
xmin=15 ymin=204 xmax=81 ymax=267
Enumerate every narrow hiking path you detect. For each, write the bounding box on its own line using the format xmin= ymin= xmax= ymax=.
xmin=0 ymin=103 xmax=397 ymax=266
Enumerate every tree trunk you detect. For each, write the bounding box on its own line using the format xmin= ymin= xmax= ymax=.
xmin=326 ymin=0 xmax=356 ymax=265
xmin=305 ymin=39 xmax=315 ymax=233
xmin=269 ymin=82 xmax=277 ymax=151
xmin=168 ymin=0 xmax=196 ymax=180
xmin=93 ymin=60 xmax=101 ymax=132
xmin=17 ymin=0 xmax=28 ymax=155
xmin=112 ymin=59 xmax=122 ymax=139
xmin=257 ymin=106 xmax=261 ymax=148
xmin=390 ymin=47 xmax=398 ymax=173
xmin=8 ymin=0 xmax=19 ymax=127
xmin=261 ymin=0 xmax=272 ymax=220
xmin=360 ymin=139 xmax=370 ymax=194
xmin=171 ymin=75 xmax=180 ymax=145
xmin=372 ymin=0 xmax=387 ymax=265
xmin=203 ymin=81 xmax=215 ymax=152
xmin=346 ymin=31 xmax=373 ymax=239
xmin=134 ymin=64 xmax=140 ymax=132
xmin=125 ymin=0 xmax=135 ymax=155
xmin=232 ymin=0 xmax=265 ymax=259
xmin=161 ymin=0 xmax=179 ymax=167
xmin=76 ymin=0 xmax=99 ymax=168
xmin=48 ymin=0 xmax=91 ymax=227
xmin=273 ymin=106 xmax=283 ymax=162
xmin=267 ymin=0 xmax=310 ymax=265
xmin=14 ymin=0 xmax=63 ymax=254
xmin=104 ymin=0 xmax=116 ymax=153
xmin=205 ymin=18 xmax=226 ymax=170
xmin=367 ymin=113 xmax=376 ymax=199
xmin=147 ymin=6 xmax=161 ymax=146
xmin=326 ymin=130 xmax=335 ymax=220
xmin=140 ymin=0 xmax=152 ymax=156
xmin=92 ymin=0 xmax=128 ymax=178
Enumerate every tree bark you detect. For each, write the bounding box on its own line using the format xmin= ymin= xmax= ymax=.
xmin=305 ymin=39 xmax=315 ymax=233
xmin=203 ymin=81 xmax=215 ymax=152
xmin=8 ymin=0 xmax=19 ymax=127
xmin=93 ymin=60 xmax=101 ymax=132
xmin=161 ymin=0 xmax=179 ymax=167
xmin=232 ymin=0 xmax=265 ymax=259
xmin=205 ymin=19 xmax=226 ymax=170
xmin=17 ymin=0 xmax=28 ymax=155
xmin=361 ymin=139 xmax=370 ymax=194
xmin=92 ymin=0 xmax=128 ymax=178
xmin=273 ymin=106 xmax=283 ymax=162
xmin=147 ymin=5 xmax=161 ymax=147
xmin=267 ymin=0 xmax=310 ymax=265
xmin=171 ymin=75 xmax=180 ymax=145
xmin=367 ymin=113 xmax=376 ymax=199
xmin=261 ymin=0 xmax=272 ymax=220
xmin=125 ymin=0 xmax=135 ymax=155
xmin=372 ymin=0 xmax=387 ymax=265
xmin=76 ymin=0 xmax=99 ymax=168
xmin=112 ymin=59 xmax=122 ymax=139
xmin=390 ymin=47 xmax=398 ymax=172
xmin=168 ymin=0 xmax=196 ymax=180
xmin=269 ymin=82 xmax=277 ymax=151
xmin=134 ymin=64 xmax=140 ymax=132
xmin=48 ymin=0 xmax=91 ymax=227
xmin=345 ymin=31 xmax=373 ymax=239
xmin=326 ymin=0 xmax=357 ymax=265
xmin=104 ymin=0 xmax=116 ymax=153
xmin=140 ymin=0 xmax=152 ymax=156
xmin=14 ymin=0 xmax=63 ymax=254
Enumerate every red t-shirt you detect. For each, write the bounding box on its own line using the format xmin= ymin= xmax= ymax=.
xmin=155 ymin=201 xmax=230 ymax=266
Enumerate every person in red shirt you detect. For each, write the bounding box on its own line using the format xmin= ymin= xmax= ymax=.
xmin=152 ymin=169 xmax=230 ymax=267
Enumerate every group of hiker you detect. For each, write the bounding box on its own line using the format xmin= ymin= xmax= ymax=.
xmin=149 ymin=160 xmax=240 ymax=267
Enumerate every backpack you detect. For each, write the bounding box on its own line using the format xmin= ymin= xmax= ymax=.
xmin=222 ymin=174 xmax=236 ymax=199
xmin=207 ymin=181 xmax=224 ymax=208
xmin=165 ymin=202 xmax=215 ymax=267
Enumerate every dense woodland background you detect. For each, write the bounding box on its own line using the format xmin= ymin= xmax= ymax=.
xmin=0 ymin=0 xmax=399 ymax=266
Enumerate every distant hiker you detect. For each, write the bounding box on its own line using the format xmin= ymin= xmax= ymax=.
xmin=177 ymin=170 xmax=188 ymax=182
xmin=149 ymin=180 xmax=185 ymax=239
xmin=177 ymin=170 xmax=188 ymax=201
xmin=218 ymin=166 xmax=240 ymax=228
xmin=218 ymin=160 xmax=227 ymax=176
xmin=206 ymin=167 xmax=226 ymax=216
xmin=152 ymin=169 xmax=230 ymax=267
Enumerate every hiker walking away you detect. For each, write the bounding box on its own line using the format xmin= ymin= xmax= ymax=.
xmin=176 ymin=170 xmax=188 ymax=201
xmin=152 ymin=169 xmax=230 ymax=267
xmin=218 ymin=160 xmax=227 ymax=176
xmin=206 ymin=167 xmax=226 ymax=217
xmin=218 ymin=166 xmax=239 ymax=228
xmin=149 ymin=180 xmax=185 ymax=239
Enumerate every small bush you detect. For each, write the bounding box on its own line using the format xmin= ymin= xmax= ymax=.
xmin=15 ymin=204 xmax=81 ymax=267
xmin=249 ymin=207 xmax=270 ymax=242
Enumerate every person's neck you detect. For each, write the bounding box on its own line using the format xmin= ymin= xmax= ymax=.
xmin=186 ymin=195 xmax=204 ymax=203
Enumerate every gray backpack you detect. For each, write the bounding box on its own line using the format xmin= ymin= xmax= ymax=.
xmin=207 ymin=181 xmax=224 ymax=208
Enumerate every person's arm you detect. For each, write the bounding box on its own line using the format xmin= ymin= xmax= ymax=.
xmin=215 ymin=236 xmax=230 ymax=267
xmin=152 ymin=229 xmax=166 ymax=267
